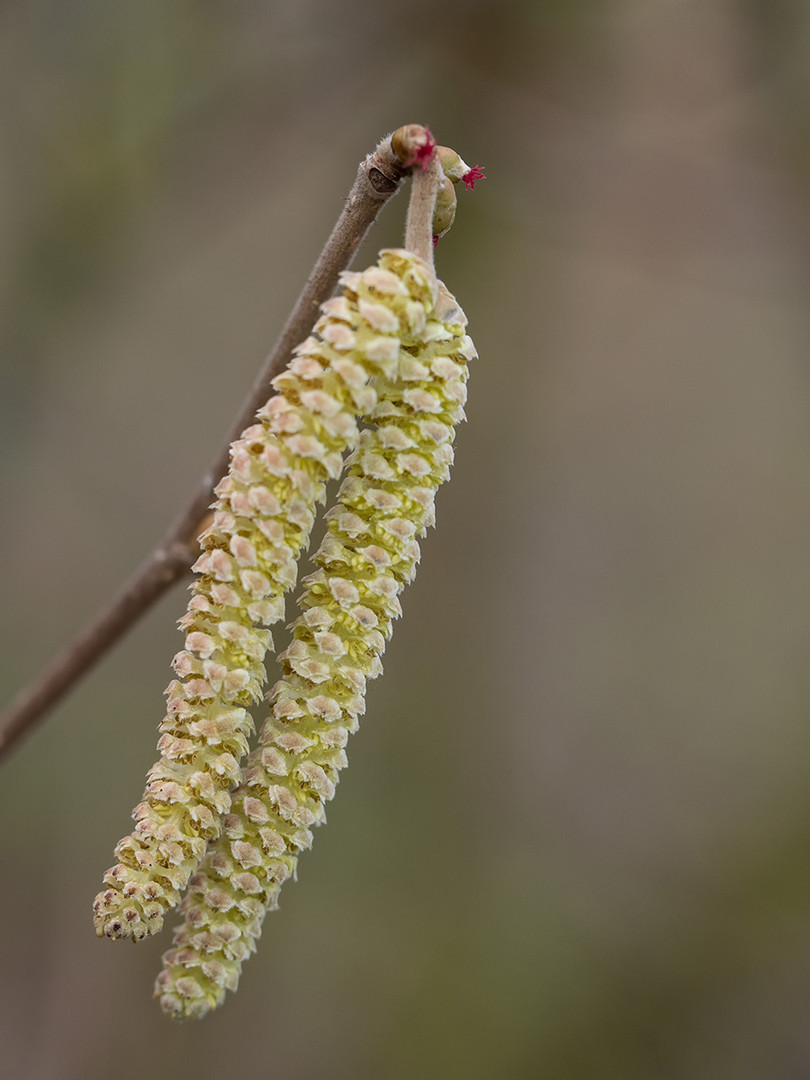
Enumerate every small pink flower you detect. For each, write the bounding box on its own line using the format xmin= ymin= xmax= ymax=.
xmin=412 ymin=126 xmax=437 ymax=170
xmin=462 ymin=165 xmax=486 ymax=190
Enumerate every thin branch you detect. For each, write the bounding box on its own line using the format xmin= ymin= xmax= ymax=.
xmin=0 ymin=127 xmax=423 ymax=764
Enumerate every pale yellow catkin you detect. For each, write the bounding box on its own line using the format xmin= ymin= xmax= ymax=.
xmin=155 ymin=267 xmax=474 ymax=1018
xmin=93 ymin=249 xmax=446 ymax=942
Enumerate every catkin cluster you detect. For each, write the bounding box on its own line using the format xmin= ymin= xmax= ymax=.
xmin=155 ymin=269 xmax=474 ymax=1018
xmin=93 ymin=249 xmax=451 ymax=942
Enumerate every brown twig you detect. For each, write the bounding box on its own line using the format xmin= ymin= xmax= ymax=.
xmin=0 ymin=127 xmax=426 ymax=764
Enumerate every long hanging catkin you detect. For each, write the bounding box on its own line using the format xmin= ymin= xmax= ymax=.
xmin=93 ymin=249 xmax=447 ymax=942
xmin=155 ymin=261 xmax=475 ymax=1017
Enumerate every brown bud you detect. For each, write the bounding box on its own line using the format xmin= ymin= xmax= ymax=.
xmin=390 ymin=124 xmax=434 ymax=168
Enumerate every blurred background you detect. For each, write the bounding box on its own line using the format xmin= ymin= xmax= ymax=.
xmin=3 ymin=1 xmax=810 ymax=1076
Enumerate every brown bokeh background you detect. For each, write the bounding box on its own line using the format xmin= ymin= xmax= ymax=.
xmin=4 ymin=2 xmax=810 ymax=1077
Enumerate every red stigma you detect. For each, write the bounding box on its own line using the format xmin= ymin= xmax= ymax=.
xmin=432 ymin=234 xmax=439 ymax=249
xmin=413 ymin=127 xmax=437 ymax=170
xmin=462 ymin=165 xmax=486 ymax=190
